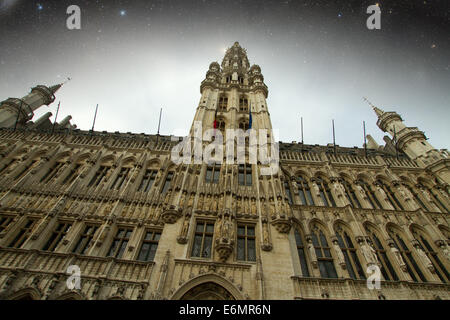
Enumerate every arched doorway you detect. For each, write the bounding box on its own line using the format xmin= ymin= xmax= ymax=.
xmin=171 ymin=274 xmax=245 ymax=300
xmin=181 ymin=282 xmax=235 ymax=300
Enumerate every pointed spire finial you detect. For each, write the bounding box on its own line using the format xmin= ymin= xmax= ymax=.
xmin=363 ymin=97 xmax=384 ymax=117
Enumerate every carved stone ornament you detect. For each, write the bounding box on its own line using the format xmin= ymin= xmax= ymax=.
xmin=271 ymin=217 xmax=291 ymax=233
xmin=161 ymin=208 xmax=182 ymax=224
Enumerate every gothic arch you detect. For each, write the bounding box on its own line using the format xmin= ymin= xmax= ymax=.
xmin=55 ymin=291 xmax=85 ymax=300
xmin=170 ymin=274 xmax=245 ymax=300
xmin=146 ymin=158 xmax=162 ymax=169
xmin=333 ymin=219 xmax=352 ymax=232
xmin=309 ymin=218 xmax=329 ymax=232
xmin=8 ymin=287 xmax=42 ymax=300
xmin=294 ymin=169 xmax=312 ymax=179
xmin=121 ymin=156 xmax=137 ymax=167
xmin=438 ymin=225 xmax=450 ymax=240
xmin=54 ymin=150 xmax=72 ymax=161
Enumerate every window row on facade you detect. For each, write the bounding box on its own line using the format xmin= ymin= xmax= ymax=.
xmin=0 ymin=216 xmax=257 ymax=263
xmin=293 ymin=221 xmax=449 ymax=284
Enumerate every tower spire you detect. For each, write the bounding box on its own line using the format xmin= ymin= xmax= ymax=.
xmin=363 ymin=97 xmax=384 ymax=117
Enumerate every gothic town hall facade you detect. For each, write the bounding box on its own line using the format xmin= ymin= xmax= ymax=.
xmin=0 ymin=42 xmax=448 ymax=300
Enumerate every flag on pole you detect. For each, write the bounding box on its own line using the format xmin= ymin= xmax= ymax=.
xmin=248 ymin=102 xmax=252 ymax=129
xmin=213 ymin=107 xmax=218 ymax=129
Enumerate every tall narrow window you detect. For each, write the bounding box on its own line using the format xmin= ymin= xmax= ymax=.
xmin=218 ymin=96 xmax=228 ymax=111
xmin=8 ymin=219 xmax=37 ymax=248
xmin=294 ymin=229 xmax=310 ymax=277
xmin=205 ymin=164 xmax=221 ymax=184
xmin=388 ymin=228 xmax=427 ymax=282
xmin=40 ymin=161 xmax=65 ymax=183
xmin=377 ymin=180 xmax=404 ymax=211
xmin=0 ymin=215 xmax=13 ymax=233
xmin=137 ymin=230 xmax=161 ymax=262
xmin=404 ymin=184 xmax=428 ymax=211
xmin=358 ymin=180 xmax=382 ymax=209
xmin=111 ymin=167 xmax=130 ymax=190
xmin=296 ymin=176 xmax=314 ymax=205
xmin=238 ymin=164 xmax=252 ymax=186
xmin=311 ymin=226 xmax=338 ymax=278
xmin=284 ymin=180 xmax=293 ymax=204
xmin=365 ymin=225 xmax=399 ymax=281
xmin=62 ymin=163 xmax=81 ymax=185
xmin=0 ymin=158 xmax=19 ymax=175
xmin=42 ymin=222 xmax=72 ymax=251
xmin=412 ymin=229 xmax=449 ymax=283
xmin=14 ymin=160 xmax=38 ymax=181
xmin=191 ymin=221 xmax=214 ymax=258
xmin=162 ymin=171 xmax=174 ymax=194
xmin=88 ymin=165 xmax=110 ymax=187
xmin=237 ymin=225 xmax=256 ymax=261
xmin=138 ymin=169 xmax=157 ymax=192
xmin=72 ymin=225 xmax=99 ymax=255
xmin=107 ymin=228 xmax=133 ymax=259
xmin=342 ymin=180 xmax=361 ymax=208
xmin=239 ymin=97 xmax=248 ymax=112
xmin=316 ymin=178 xmax=336 ymax=207
xmin=427 ymin=186 xmax=449 ymax=213
xmin=335 ymin=227 xmax=365 ymax=279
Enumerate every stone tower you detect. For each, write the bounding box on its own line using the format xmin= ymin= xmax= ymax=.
xmin=371 ymin=104 xmax=450 ymax=184
xmin=0 ymin=83 xmax=62 ymax=128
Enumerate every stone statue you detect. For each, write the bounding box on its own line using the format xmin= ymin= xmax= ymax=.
xmin=390 ymin=245 xmax=406 ymax=270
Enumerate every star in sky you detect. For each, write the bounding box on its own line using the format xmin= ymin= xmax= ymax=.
xmin=120 ymin=10 xmax=126 ymax=16
xmin=337 ymin=13 xmax=342 ymax=18
xmin=37 ymin=3 xmax=43 ymax=10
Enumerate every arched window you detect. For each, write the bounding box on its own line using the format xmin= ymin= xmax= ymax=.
xmin=284 ymin=180 xmax=293 ymax=204
xmin=315 ymin=177 xmax=336 ymax=207
xmin=296 ymin=175 xmax=314 ymax=205
xmin=40 ymin=155 xmax=69 ymax=184
xmin=217 ymin=119 xmax=225 ymax=131
xmin=311 ymin=224 xmax=338 ymax=278
xmin=88 ymin=164 xmax=111 ymax=187
xmin=111 ymin=163 xmax=133 ymax=190
xmin=13 ymin=156 xmax=40 ymax=181
xmin=357 ymin=180 xmax=382 ymax=209
xmin=403 ymin=183 xmax=428 ymax=211
xmin=294 ymin=228 xmax=310 ymax=277
xmin=387 ymin=227 xmax=427 ymax=282
xmin=62 ymin=158 xmax=85 ymax=185
xmin=341 ymin=179 xmax=361 ymax=208
xmin=424 ymin=185 xmax=449 ymax=213
xmin=218 ymin=96 xmax=228 ymax=111
xmin=376 ymin=180 xmax=404 ymax=211
xmin=335 ymin=226 xmax=365 ymax=279
xmin=238 ymin=121 xmax=249 ymax=131
xmin=162 ymin=171 xmax=174 ymax=194
xmin=411 ymin=227 xmax=449 ymax=283
xmin=365 ymin=225 xmax=399 ymax=281
xmin=239 ymin=96 xmax=248 ymax=112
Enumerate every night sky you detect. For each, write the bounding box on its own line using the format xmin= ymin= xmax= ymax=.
xmin=0 ymin=0 xmax=448 ymax=150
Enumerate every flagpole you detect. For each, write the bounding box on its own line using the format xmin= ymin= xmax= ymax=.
xmin=156 ymin=107 xmax=162 ymax=144
xmin=91 ymin=104 xmax=98 ymax=134
xmin=363 ymin=120 xmax=367 ymax=158
xmin=332 ymin=119 xmax=336 ymax=155
xmin=393 ymin=125 xmax=399 ymax=159
xmin=13 ymin=100 xmax=23 ymax=131
xmin=52 ymin=101 xmax=60 ymax=134
xmin=301 ymin=116 xmax=304 ymax=144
